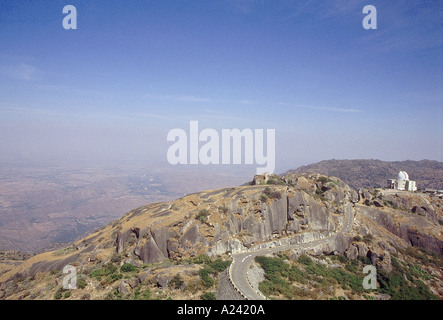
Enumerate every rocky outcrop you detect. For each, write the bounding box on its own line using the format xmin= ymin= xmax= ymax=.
xmin=109 ymin=174 xmax=443 ymax=267
xmin=407 ymin=229 xmax=443 ymax=255
xmin=112 ymin=178 xmax=354 ymax=265
xmin=320 ymin=233 xmax=353 ymax=256
xmin=1 ymin=172 xmax=442 ymax=301
xmin=286 ymin=159 xmax=443 ymax=190
xmin=137 ymin=237 xmax=166 ymax=264
xmin=345 ymin=244 xmax=359 ymax=260
xmin=356 ymin=203 xmax=443 ymax=255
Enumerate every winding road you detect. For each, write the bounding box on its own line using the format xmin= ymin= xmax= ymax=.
xmin=229 ymin=204 xmax=355 ymax=300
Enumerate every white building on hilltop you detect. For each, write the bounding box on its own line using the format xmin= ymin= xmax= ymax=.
xmin=387 ymin=171 xmax=417 ymax=191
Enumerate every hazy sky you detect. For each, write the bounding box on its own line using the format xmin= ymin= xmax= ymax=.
xmin=0 ymin=0 xmax=442 ymax=174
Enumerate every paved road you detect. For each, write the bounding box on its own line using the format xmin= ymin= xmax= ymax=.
xmin=230 ymin=204 xmax=354 ymax=300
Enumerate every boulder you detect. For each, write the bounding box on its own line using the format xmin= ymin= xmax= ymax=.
xmin=118 ymin=280 xmax=131 ymax=294
xmin=373 ymin=200 xmax=384 ymax=208
xmin=151 ymin=227 xmax=171 ymax=258
xmin=115 ymin=229 xmax=133 ymax=254
xmin=407 ymin=229 xmax=443 ymax=255
xmin=321 ymin=233 xmax=352 ymax=255
xmin=156 ymin=272 xmax=171 ymax=288
xmin=124 ymin=257 xmax=143 ymax=268
xmin=138 ymin=237 xmax=166 ymax=264
xmin=266 ymin=194 xmax=288 ymax=234
xmin=375 ymin=293 xmax=391 ymax=300
xmin=137 ymin=269 xmax=152 ymax=283
xmin=127 ymin=277 xmax=140 ymax=289
xmin=356 ymin=242 xmax=369 ymax=257
xmin=208 ymin=239 xmax=246 ymax=256
xmin=180 ymin=224 xmax=204 ymax=249
xmin=359 ymin=189 xmax=372 ymax=200
xmin=251 ymin=174 xmax=269 ymax=185
xmin=345 ymin=245 xmax=358 ymax=260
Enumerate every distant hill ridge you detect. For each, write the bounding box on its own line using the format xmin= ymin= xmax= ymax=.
xmin=285 ymin=159 xmax=443 ymax=190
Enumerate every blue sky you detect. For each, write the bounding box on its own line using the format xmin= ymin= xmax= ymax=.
xmin=0 ymin=0 xmax=442 ymax=173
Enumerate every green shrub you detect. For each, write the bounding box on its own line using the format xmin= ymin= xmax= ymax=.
xmin=359 ymin=256 xmax=372 ymax=265
xmin=121 ymin=263 xmax=138 ymax=273
xmin=90 ymin=263 xmax=121 ymax=284
xmin=255 ymin=256 xmax=289 ymax=276
xmin=77 ymin=277 xmax=87 ymax=289
xmin=288 ymin=265 xmax=306 ymax=283
xmin=259 ymin=273 xmax=293 ymax=298
xmin=105 ymin=289 xmax=123 ymax=300
xmin=109 ymin=273 xmax=123 ymax=282
xmin=305 ymin=261 xmax=328 ymax=277
xmin=379 ymin=269 xmax=437 ymax=300
xmin=376 ymin=250 xmax=439 ymax=300
xmin=255 ymin=256 xmax=296 ymax=298
xmin=405 ymin=247 xmax=442 ymax=267
xmin=196 ymin=209 xmax=210 ymax=223
xmin=345 ymin=259 xmax=360 ymax=273
xmin=209 ymin=258 xmax=231 ymax=272
xmin=141 ymin=288 xmax=151 ymax=300
xmin=54 ymin=290 xmax=63 ymax=300
xmin=201 ymin=292 xmax=216 ymax=300
xmin=199 ymin=267 xmax=214 ymax=288
xmin=193 ymin=254 xmax=212 ymax=265
xmin=90 ymin=263 xmax=117 ymax=278
xmin=197 ymin=257 xmax=232 ymax=288
xmin=256 ymin=246 xmax=440 ymax=300
xmin=297 ymin=254 xmax=313 ymax=266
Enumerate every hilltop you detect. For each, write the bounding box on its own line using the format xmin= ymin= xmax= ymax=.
xmin=0 ymin=163 xmax=249 ymax=253
xmin=286 ymin=159 xmax=443 ymax=190
xmin=0 ymin=172 xmax=442 ymax=300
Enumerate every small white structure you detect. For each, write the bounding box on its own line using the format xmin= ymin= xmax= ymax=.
xmin=387 ymin=171 xmax=417 ymax=191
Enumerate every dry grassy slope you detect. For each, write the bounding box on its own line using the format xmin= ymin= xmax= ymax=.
xmin=0 ymin=186 xmax=258 ymax=279
xmin=354 ymin=188 xmax=443 ymax=255
xmin=0 ymin=176 xmax=347 ymax=285
xmin=0 ymin=173 xmax=442 ymax=300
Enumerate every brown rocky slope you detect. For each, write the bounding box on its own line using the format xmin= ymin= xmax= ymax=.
xmin=0 ymin=173 xmax=442 ymax=300
xmin=287 ymin=159 xmax=443 ymax=190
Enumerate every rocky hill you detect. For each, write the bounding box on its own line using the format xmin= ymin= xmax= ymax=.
xmin=286 ymin=159 xmax=443 ymax=190
xmin=0 ymin=173 xmax=442 ymax=300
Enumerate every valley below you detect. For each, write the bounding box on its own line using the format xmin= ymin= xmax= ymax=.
xmin=0 ymin=162 xmax=250 ymax=253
